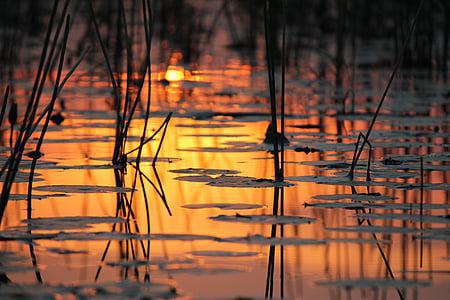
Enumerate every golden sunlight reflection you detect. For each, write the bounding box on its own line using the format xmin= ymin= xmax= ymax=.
xmin=164 ymin=65 xmax=185 ymax=82
xmin=1 ymin=54 xmax=449 ymax=300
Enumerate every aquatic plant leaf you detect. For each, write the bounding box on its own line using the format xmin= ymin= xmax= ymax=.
xmin=312 ymin=193 xmax=395 ymax=201
xmin=306 ymin=202 xmax=450 ymax=210
xmin=0 ymin=280 xmax=178 ymax=298
xmin=207 ymin=175 xmax=294 ymax=188
xmin=326 ymin=226 xmax=418 ymax=234
xmin=178 ymin=146 xmax=260 ymax=153
xmin=183 ymin=133 xmax=249 ymax=138
xmin=335 ymin=170 xmax=418 ymax=179
xmin=0 ymin=252 xmax=27 ymax=263
xmin=34 ymin=185 xmax=134 ymax=194
xmin=107 ymin=258 xmax=195 ymax=267
xmin=8 ymin=193 xmax=67 ymax=201
xmin=28 ymin=136 xmax=112 ymax=143
xmin=221 ymin=234 xmax=325 ymax=246
xmin=354 ymin=213 xmax=450 ymax=224
xmin=17 ymin=216 xmax=126 ymax=231
xmin=0 ymin=231 xmax=58 ymax=241
xmin=182 ymin=203 xmax=264 ymax=210
xmin=324 ymin=238 xmax=390 ymax=244
xmin=40 ymin=164 xmax=116 ymax=170
xmin=316 ymin=279 xmax=431 ymax=288
xmin=47 ymin=247 xmax=88 ymax=255
xmin=54 ymin=232 xmax=219 ymax=242
xmin=174 ymin=175 xmax=214 ymax=182
xmin=286 ymin=175 xmax=369 ymax=186
xmin=189 ymin=251 xmax=259 ymax=257
xmin=176 ymin=123 xmax=243 ymax=128
xmin=150 ymin=233 xmax=219 ymax=241
xmin=164 ymin=266 xmax=246 ymax=274
xmin=91 ymin=156 xmax=181 ymax=163
xmin=305 ymin=202 xmax=367 ymax=209
xmin=0 ymin=265 xmax=36 ymax=273
xmin=210 ymin=214 xmax=316 ymax=225
xmin=170 ymin=168 xmax=240 ymax=175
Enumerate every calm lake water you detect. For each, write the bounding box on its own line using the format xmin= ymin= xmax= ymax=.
xmin=0 ymin=1 xmax=449 ymax=299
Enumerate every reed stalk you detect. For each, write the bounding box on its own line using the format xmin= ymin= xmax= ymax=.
xmin=0 ymin=86 xmax=9 ymax=127
xmin=26 ymin=14 xmax=71 ymax=218
xmin=349 ymin=0 xmax=424 ymax=175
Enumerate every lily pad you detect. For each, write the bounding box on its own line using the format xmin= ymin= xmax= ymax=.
xmin=220 ymin=234 xmax=325 ymax=246
xmin=176 ymin=123 xmax=243 ymax=128
xmin=182 ymin=203 xmax=264 ymax=210
xmin=189 ymin=251 xmax=259 ymax=257
xmin=208 ymin=175 xmax=293 ymax=188
xmin=107 ymin=258 xmax=195 ymax=267
xmin=317 ymin=279 xmax=431 ymax=288
xmin=17 ymin=216 xmax=126 ymax=231
xmin=210 ymin=214 xmax=316 ymax=225
xmin=170 ymin=168 xmax=240 ymax=175
xmin=354 ymin=213 xmax=450 ymax=224
xmin=34 ymin=185 xmax=134 ymax=194
xmin=312 ymin=193 xmax=395 ymax=201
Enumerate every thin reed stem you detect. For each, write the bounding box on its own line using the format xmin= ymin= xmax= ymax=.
xmin=420 ymin=155 xmax=424 ymax=268
xmin=280 ymin=0 xmax=286 ymax=181
xmin=264 ymin=0 xmax=281 ymax=181
xmin=0 ymin=86 xmax=10 ymax=127
xmin=350 ymin=0 xmax=425 ymax=170
xmin=27 ymin=14 xmax=71 ymax=217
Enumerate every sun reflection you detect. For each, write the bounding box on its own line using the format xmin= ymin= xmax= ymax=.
xmin=164 ymin=65 xmax=185 ymax=82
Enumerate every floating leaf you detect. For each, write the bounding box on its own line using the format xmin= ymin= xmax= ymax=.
xmin=107 ymin=258 xmax=195 ymax=267
xmin=306 ymin=202 xmax=450 ymax=210
xmin=174 ymin=175 xmax=213 ymax=182
xmin=40 ymin=164 xmax=116 ymax=170
xmin=8 ymin=193 xmax=67 ymax=201
xmin=170 ymin=168 xmax=240 ymax=175
xmin=150 ymin=233 xmax=219 ymax=241
xmin=317 ymin=279 xmax=431 ymax=288
xmin=326 ymin=226 xmax=418 ymax=234
xmin=210 ymin=214 xmax=316 ymax=225
xmin=312 ymin=193 xmax=395 ymax=202
xmin=0 ymin=231 xmax=58 ymax=241
xmin=176 ymin=123 xmax=243 ymax=128
xmin=34 ymin=185 xmax=134 ymax=194
xmin=354 ymin=213 xmax=450 ymax=224
xmin=47 ymin=247 xmax=88 ymax=255
xmin=208 ymin=175 xmax=294 ymax=188
xmin=16 ymin=216 xmax=126 ymax=231
xmin=183 ymin=133 xmax=249 ymax=138
xmin=0 ymin=280 xmax=178 ymax=298
xmin=91 ymin=156 xmax=181 ymax=163
xmin=190 ymin=251 xmax=259 ymax=257
xmin=178 ymin=146 xmax=260 ymax=153
xmin=182 ymin=203 xmax=264 ymax=210
xmin=164 ymin=266 xmax=245 ymax=275
xmin=175 ymin=174 xmax=293 ymax=188
xmin=221 ymin=234 xmax=325 ymax=246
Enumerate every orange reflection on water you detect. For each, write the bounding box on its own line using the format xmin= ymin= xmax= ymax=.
xmin=165 ymin=65 xmax=185 ymax=82
xmin=1 ymin=57 xmax=449 ymax=299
